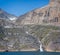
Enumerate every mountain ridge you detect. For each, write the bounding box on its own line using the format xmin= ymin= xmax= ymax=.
xmin=16 ymin=0 xmax=60 ymax=25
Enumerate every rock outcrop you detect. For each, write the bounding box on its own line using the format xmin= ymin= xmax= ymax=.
xmin=16 ymin=0 xmax=60 ymax=25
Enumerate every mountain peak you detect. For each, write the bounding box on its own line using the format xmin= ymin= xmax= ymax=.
xmin=0 ymin=8 xmax=2 ymax=10
xmin=50 ymin=0 xmax=60 ymax=3
xmin=0 ymin=8 xmax=3 ymax=11
xmin=0 ymin=8 xmax=4 ymax=14
xmin=0 ymin=8 xmax=17 ymax=21
xmin=16 ymin=0 xmax=60 ymax=25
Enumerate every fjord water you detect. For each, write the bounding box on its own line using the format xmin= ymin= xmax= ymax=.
xmin=0 ymin=51 xmax=60 ymax=55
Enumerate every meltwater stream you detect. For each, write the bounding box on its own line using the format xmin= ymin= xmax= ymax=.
xmin=39 ymin=41 xmax=44 ymax=52
xmin=25 ymin=31 xmax=44 ymax=52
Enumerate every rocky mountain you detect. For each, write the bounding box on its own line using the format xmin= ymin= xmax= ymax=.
xmin=0 ymin=0 xmax=60 ymax=52
xmin=0 ymin=9 xmax=40 ymax=51
xmin=42 ymin=30 xmax=60 ymax=52
xmin=0 ymin=8 xmax=17 ymax=26
xmin=16 ymin=0 xmax=60 ymax=25
xmin=0 ymin=8 xmax=17 ymax=21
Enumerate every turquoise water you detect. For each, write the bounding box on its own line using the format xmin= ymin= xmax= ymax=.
xmin=0 ymin=51 xmax=60 ymax=55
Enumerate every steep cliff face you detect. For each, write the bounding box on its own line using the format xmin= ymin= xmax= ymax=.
xmin=16 ymin=0 xmax=60 ymax=25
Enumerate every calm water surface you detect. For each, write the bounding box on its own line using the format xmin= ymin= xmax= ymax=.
xmin=0 ymin=51 xmax=60 ymax=55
